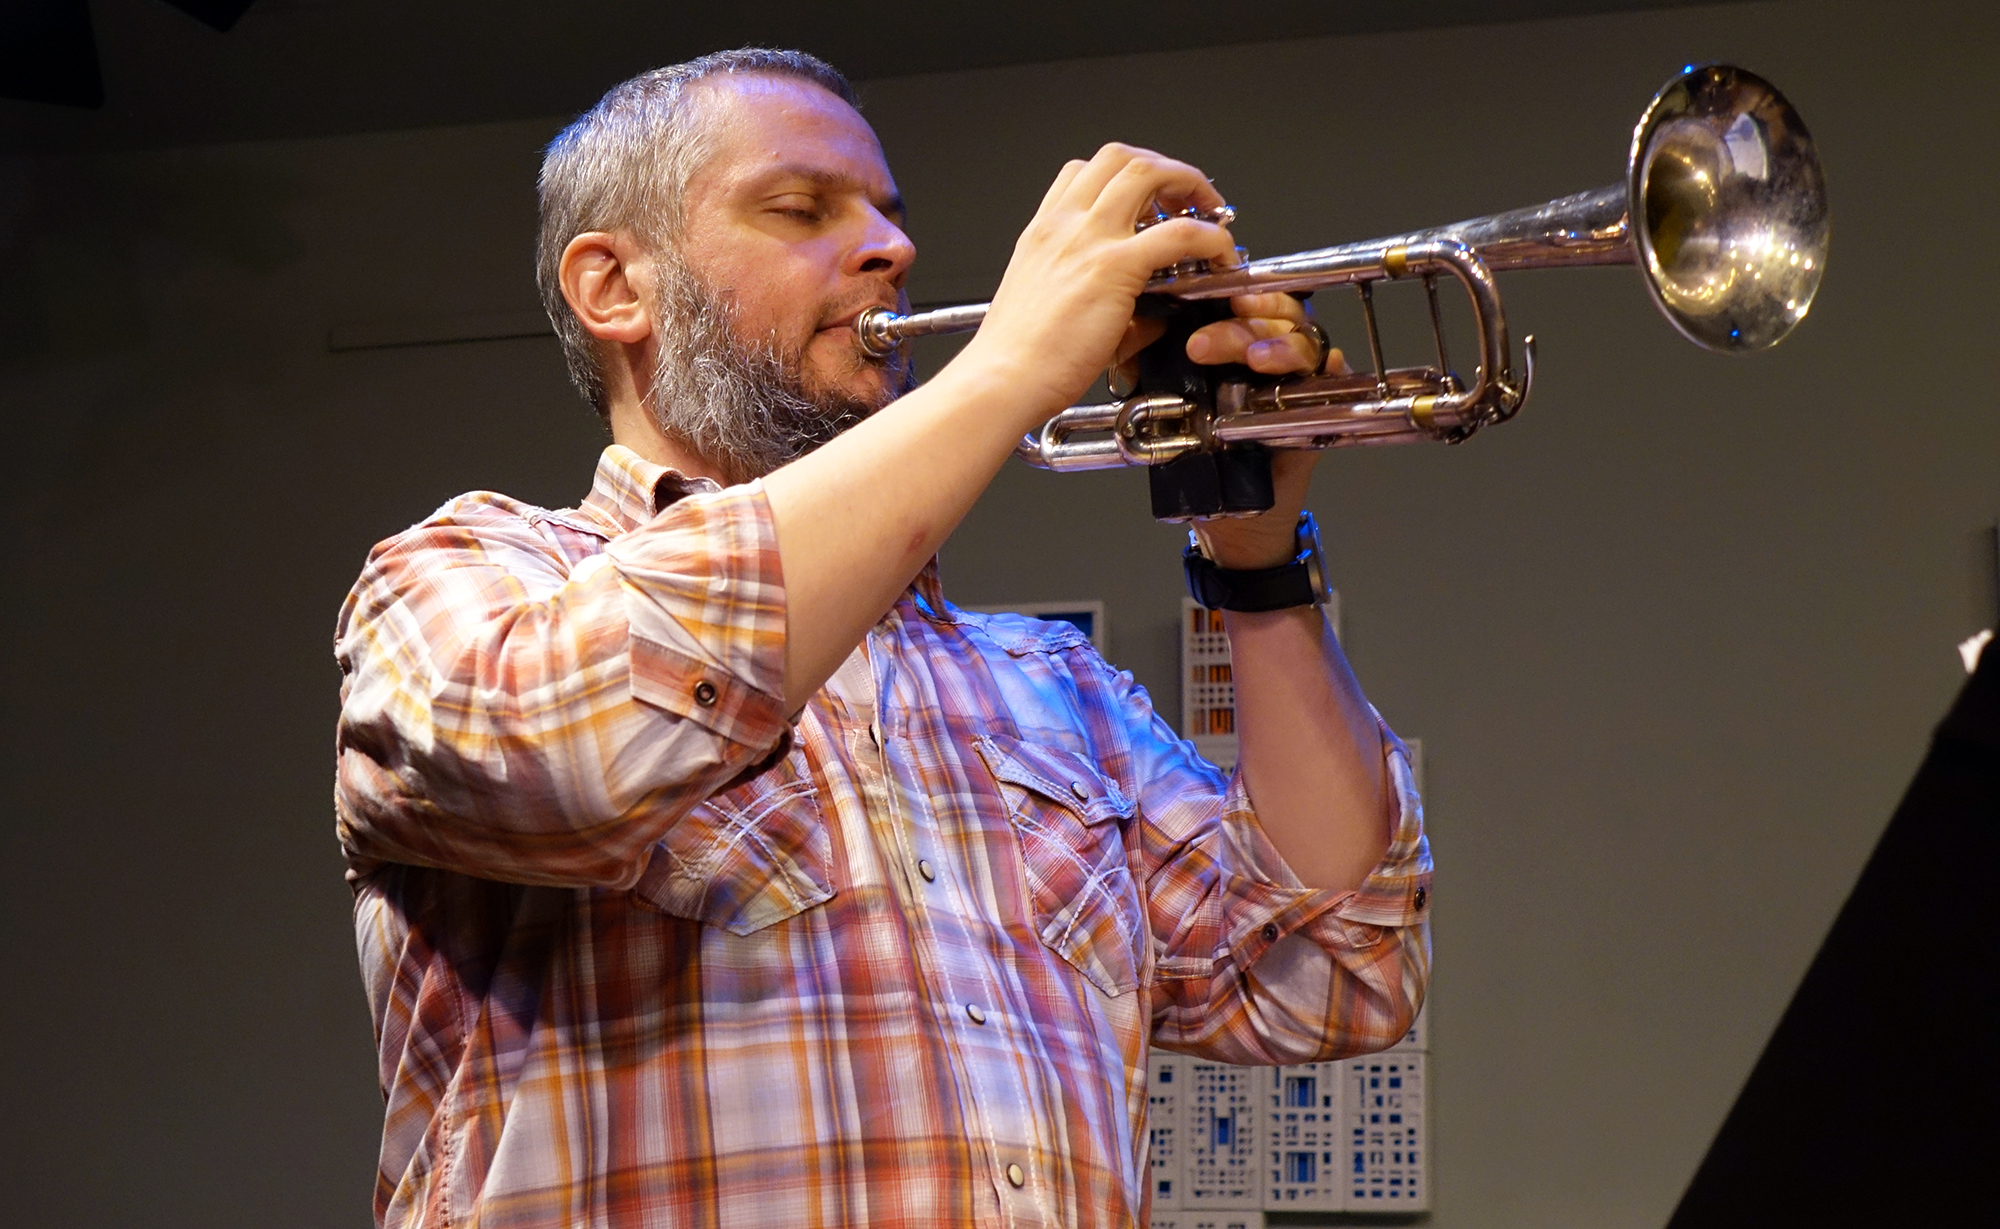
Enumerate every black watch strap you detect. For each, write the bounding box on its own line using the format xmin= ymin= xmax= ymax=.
xmin=1183 ymin=511 xmax=1331 ymax=612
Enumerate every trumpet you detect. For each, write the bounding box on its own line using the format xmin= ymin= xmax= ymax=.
xmin=855 ymin=63 xmax=1829 ymax=521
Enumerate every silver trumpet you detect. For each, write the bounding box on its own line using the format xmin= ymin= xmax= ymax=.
xmin=855 ymin=64 xmax=1828 ymax=476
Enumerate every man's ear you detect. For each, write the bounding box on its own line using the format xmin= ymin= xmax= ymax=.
xmin=559 ymin=231 xmax=654 ymax=344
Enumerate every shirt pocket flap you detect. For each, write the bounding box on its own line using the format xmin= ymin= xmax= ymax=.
xmin=630 ymin=771 xmax=834 ymax=936
xmin=972 ymin=735 xmax=1134 ymax=827
xmin=973 ymin=734 xmax=1143 ymax=998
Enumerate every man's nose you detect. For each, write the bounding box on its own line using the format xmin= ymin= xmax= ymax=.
xmin=850 ymin=210 xmax=915 ymax=284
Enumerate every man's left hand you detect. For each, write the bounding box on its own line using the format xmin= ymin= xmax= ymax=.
xmin=1114 ymin=293 xmax=1345 ymax=569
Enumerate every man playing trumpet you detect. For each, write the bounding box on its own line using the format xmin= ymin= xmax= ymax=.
xmin=335 ymin=47 xmax=1429 ymax=1229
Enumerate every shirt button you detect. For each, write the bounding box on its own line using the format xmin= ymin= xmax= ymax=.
xmin=870 ymin=722 xmax=883 ymax=747
xmin=965 ymin=1003 xmax=987 ymax=1024
xmin=1006 ymin=1163 xmax=1025 ymax=1188
xmin=918 ymin=859 xmax=936 ymax=883
xmin=1262 ymin=923 xmax=1280 ymax=942
xmin=1415 ymin=886 xmax=1429 ymax=909
xmin=692 ymin=680 xmax=717 ymax=707
xmin=1069 ymin=780 xmax=1089 ymax=800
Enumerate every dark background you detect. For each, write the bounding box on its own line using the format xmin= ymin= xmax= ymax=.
xmin=2 ymin=2 xmax=1994 ymax=1225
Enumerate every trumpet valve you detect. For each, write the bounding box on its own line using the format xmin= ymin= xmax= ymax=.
xmin=1148 ymin=245 xmax=1251 ymax=288
xmin=1134 ymin=203 xmax=1237 ymax=231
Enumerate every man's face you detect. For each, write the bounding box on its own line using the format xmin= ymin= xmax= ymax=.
xmin=671 ymin=74 xmax=914 ymax=410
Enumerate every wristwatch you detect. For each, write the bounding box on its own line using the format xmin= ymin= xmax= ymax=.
xmin=1183 ymin=511 xmax=1332 ymax=612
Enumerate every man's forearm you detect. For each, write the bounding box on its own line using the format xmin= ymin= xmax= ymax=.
xmin=1227 ymin=604 xmax=1392 ymax=892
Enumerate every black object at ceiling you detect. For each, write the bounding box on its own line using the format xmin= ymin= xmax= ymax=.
xmin=165 ymin=0 xmax=258 ymax=31
xmin=1 ymin=1 xmax=102 ymax=108
xmin=0 ymin=0 xmax=255 ymax=109
xmin=1666 ymin=643 xmax=2000 ymax=1226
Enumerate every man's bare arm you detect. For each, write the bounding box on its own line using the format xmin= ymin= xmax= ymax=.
xmin=1225 ymin=583 xmax=1393 ymax=894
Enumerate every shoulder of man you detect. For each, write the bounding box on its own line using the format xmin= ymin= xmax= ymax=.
xmin=358 ymin=488 xmax=608 ymax=570
xmin=335 ymin=487 xmax=609 ymax=655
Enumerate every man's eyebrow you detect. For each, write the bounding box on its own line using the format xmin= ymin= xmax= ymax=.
xmin=755 ymin=163 xmax=906 ymax=223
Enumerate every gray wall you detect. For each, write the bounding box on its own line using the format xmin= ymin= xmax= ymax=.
xmin=1 ymin=2 xmax=1993 ymax=1225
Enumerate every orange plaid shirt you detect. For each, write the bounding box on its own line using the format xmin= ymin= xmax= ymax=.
xmin=334 ymin=445 xmax=1431 ymax=1229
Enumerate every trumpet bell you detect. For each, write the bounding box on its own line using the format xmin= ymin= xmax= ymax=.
xmin=1630 ymin=64 xmax=1829 ymax=353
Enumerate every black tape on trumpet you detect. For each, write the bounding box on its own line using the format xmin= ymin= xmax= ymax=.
xmin=1149 ymin=448 xmax=1274 ymax=523
xmin=1133 ymin=297 xmax=1275 ymax=521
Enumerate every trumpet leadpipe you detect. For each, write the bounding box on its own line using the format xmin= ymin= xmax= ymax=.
xmin=856 ymin=300 xmax=991 ymax=357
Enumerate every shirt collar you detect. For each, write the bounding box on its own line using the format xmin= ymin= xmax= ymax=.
xmin=578 ymin=444 xmax=720 ymax=534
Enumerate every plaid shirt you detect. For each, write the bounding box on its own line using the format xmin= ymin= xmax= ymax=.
xmin=334 ymin=445 xmax=1431 ymax=1229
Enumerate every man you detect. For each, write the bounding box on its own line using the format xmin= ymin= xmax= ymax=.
xmin=335 ymin=48 xmax=1429 ymax=1229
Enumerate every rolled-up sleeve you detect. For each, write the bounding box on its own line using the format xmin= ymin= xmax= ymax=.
xmin=1131 ymin=680 xmax=1431 ymax=1065
xmin=333 ymin=481 xmax=788 ymax=889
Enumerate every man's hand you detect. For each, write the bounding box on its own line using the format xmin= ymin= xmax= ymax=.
xmin=962 ymin=144 xmax=1242 ymax=428
xmin=1114 ymin=294 xmax=1349 ymax=569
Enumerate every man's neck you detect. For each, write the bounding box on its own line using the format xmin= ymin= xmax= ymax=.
xmin=598 ymin=331 xmax=732 ymax=484
xmin=608 ymin=396 xmax=730 ymax=485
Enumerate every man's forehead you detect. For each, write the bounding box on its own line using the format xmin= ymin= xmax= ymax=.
xmin=692 ymin=74 xmax=893 ymax=189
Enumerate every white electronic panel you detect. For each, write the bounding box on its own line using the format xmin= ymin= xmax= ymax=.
xmin=1150 ymin=1212 xmax=1264 ymax=1229
xmin=1263 ymin=1062 xmax=1345 ymax=1211
xmin=1184 ymin=1061 xmax=1262 ymax=1208
xmin=1345 ymin=1052 xmax=1428 ymax=1210
xmin=1149 ymin=1052 xmax=1186 ymax=1211
xmin=1159 ymin=1044 xmax=1430 ymax=1218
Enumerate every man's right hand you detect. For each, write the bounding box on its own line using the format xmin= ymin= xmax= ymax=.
xmin=956 ymin=143 xmax=1240 ymax=425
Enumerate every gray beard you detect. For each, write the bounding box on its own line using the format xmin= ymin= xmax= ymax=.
xmin=644 ymin=254 xmax=914 ymax=484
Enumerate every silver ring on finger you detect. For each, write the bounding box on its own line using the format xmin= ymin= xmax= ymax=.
xmin=1293 ymin=316 xmax=1331 ymax=371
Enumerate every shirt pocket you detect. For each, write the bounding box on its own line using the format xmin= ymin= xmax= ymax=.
xmin=974 ymin=733 xmax=1145 ymax=998
xmin=629 ymin=754 xmax=835 ymax=936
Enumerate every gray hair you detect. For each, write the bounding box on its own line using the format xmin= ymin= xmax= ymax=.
xmin=535 ymin=49 xmax=860 ymax=421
